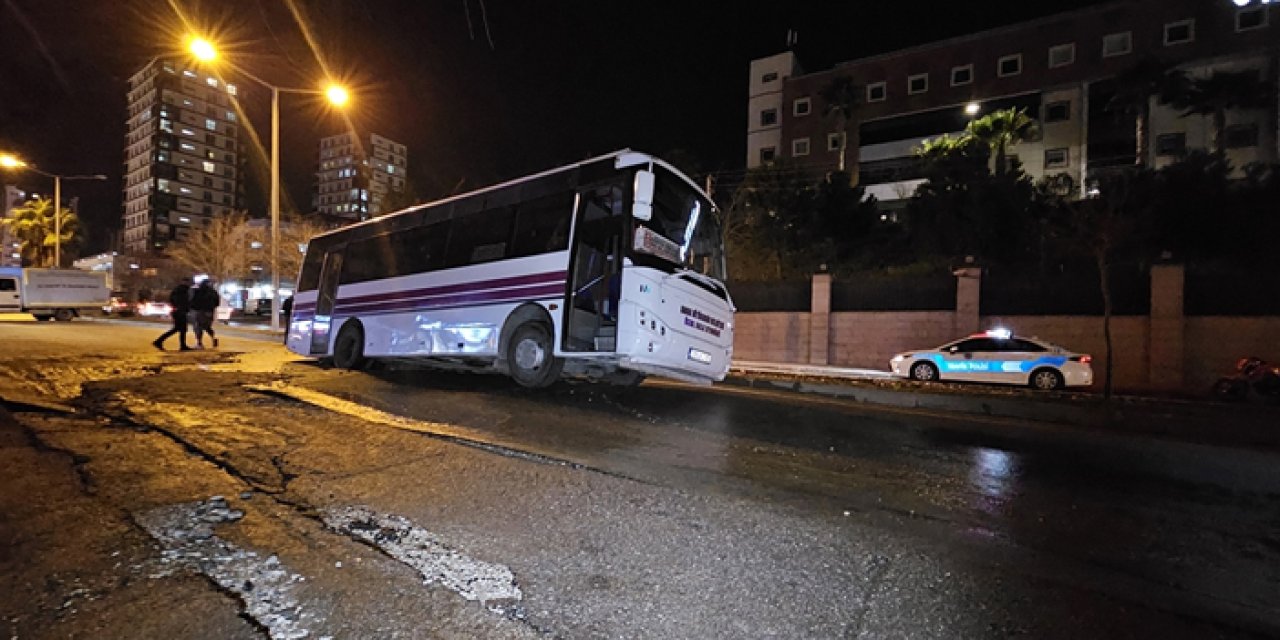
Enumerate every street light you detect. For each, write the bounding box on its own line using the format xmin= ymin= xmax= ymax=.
xmin=187 ymin=36 xmax=350 ymax=332
xmin=0 ymin=152 xmax=107 ymax=268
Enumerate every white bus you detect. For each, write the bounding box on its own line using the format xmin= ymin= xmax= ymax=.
xmin=286 ymin=150 xmax=734 ymax=387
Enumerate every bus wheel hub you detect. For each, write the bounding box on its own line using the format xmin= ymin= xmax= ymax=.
xmin=515 ymin=338 xmax=544 ymax=370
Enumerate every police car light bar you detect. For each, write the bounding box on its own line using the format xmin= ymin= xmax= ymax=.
xmin=986 ymin=328 xmax=1012 ymax=339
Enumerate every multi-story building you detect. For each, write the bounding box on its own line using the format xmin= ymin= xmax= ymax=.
xmin=313 ymin=132 xmax=408 ymax=221
xmin=121 ymin=57 xmax=244 ymax=254
xmin=1 ymin=185 xmax=25 ymax=267
xmin=747 ymin=0 xmax=1277 ymax=207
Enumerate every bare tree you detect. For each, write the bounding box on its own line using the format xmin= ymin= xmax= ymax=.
xmin=1057 ymin=171 xmax=1149 ymax=399
xmin=275 ymin=214 xmax=334 ymax=283
xmin=165 ymin=211 xmax=251 ymax=284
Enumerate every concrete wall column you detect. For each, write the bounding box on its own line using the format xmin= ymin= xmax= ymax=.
xmin=1148 ymin=263 xmax=1186 ymax=391
xmin=953 ymin=266 xmax=982 ymax=335
xmin=809 ymin=272 xmax=832 ymax=365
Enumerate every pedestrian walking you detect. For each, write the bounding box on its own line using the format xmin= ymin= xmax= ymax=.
xmin=152 ymin=278 xmax=193 ymax=351
xmin=281 ymin=295 xmax=294 ymax=344
xmin=191 ymin=279 xmax=220 ymax=349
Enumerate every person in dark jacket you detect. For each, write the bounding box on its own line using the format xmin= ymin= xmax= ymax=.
xmin=153 ymin=278 xmax=193 ymax=351
xmin=190 ymin=279 xmax=220 ymax=349
xmin=281 ymin=295 xmax=294 ymax=344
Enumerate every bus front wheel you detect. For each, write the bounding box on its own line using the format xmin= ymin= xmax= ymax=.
xmin=507 ymin=323 xmax=562 ymax=388
xmin=333 ymin=323 xmax=367 ymax=370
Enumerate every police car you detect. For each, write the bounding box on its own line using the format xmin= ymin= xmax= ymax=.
xmin=889 ymin=329 xmax=1093 ymax=391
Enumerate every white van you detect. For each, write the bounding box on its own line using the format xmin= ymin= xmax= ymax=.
xmin=0 ymin=267 xmax=110 ymax=321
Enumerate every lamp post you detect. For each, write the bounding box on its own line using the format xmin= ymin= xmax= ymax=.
xmin=187 ymin=38 xmax=349 ymax=332
xmin=1 ymin=153 xmax=107 ymax=268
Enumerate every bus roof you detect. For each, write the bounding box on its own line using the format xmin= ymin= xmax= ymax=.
xmin=308 ymin=149 xmax=712 ymax=243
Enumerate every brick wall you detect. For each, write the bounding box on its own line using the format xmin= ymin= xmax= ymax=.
xmin=733 ymin=313 xmax=810 ymax=363
xmin=827 ymin=312 xmax=957 ymax=370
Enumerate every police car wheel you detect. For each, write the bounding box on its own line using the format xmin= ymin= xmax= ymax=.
xmin=1030 ymin=368 xmax=1064 ymax=391
xmin=909 ymin=361 xmax=938 ymax=382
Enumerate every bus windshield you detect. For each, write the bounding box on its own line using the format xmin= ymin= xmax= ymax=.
xmin=634 ymin=167 xmax=726 ymax=281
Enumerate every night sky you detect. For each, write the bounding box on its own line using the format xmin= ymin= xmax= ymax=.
xmin=0 ymin=0 xmax=1106 ymax=254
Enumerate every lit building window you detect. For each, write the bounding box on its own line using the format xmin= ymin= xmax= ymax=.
xmin=202 ymin=161 xmax=216 ymax=173
xmin=205 ymin=119 xmax=217 ymax=130
xmin=206 ymin=77 xmax=218 ymax=88
xmin=226 ymin=84 xmax=237 ymax=96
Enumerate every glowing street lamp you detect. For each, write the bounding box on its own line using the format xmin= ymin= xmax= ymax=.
xmin=186 ymin=35 xmax=351 ymax=331
xmin=188 ymin=37 xmax=217 ymax=62
xmin=0 ymin=152 xmax=106 ymax=267
xmin=326 ymin=85 xmax=350 ymax=108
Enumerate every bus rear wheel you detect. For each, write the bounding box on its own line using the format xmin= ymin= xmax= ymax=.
xmin=333 ymin=323 xmax=367 ymax=370
xmin=507 ymin=323 xmax=562 ymax=388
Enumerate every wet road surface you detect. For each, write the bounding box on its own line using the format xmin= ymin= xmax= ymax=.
xmin=1 ymin=319 xmax=1277 ymax=638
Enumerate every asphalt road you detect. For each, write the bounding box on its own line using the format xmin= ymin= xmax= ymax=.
xmin=1 ymin=317 xmax=1277 ymax=639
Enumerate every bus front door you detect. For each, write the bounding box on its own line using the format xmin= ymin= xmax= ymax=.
xmin=566 ymin=185 xmax=625 ymax=352
xmin=310 ymin=250 xmax=344 ymax=355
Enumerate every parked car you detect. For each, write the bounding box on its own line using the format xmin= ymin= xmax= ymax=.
xmin=136 ymin=300 xmax=173 ymax=317
xmin=102 ymin=295 xmax=135 ymax=316
xmin=889 ymin=329 xmax=1093 ymax=391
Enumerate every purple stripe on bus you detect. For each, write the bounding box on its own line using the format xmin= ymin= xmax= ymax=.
xmin=334 ymin=282 xmax=565 ymax=316
xmin=291 ymin=271 xmax=565 ymax=316
xmin=333 ymin=283 xmax=566 ymax=314
xmin=327 ymin=270 xmax=567 ymax=309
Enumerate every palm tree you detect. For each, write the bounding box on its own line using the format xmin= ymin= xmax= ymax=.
xmin=820 ymin=75 xmax=862 ymax=180
xmin=1106 ymin=58 xmax=1187 ymax=166
xmin=965 ymin=108 xmax=1037 ymax=178
xmin=1170 ymin=69 xmax=1276 ymax=157
xmin=0 ymin=196 xmax=78 ymax=267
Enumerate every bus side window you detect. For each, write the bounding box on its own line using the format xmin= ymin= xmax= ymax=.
xmin=297 ymin=247 xmax=324 ymax=291
xmin=390 ymin=223 xmax=448 ymax=274
xmin=341 ymin=237 xmax=387 ymax=284
xmin=511 ymin=191 xmax=573 ymax=257
xmin=443 ymin=207 xmax=515 ymax=268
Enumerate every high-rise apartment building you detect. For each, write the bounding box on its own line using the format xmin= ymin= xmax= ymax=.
xmin=314 ymin=132 xmax=408 ymax=221
xmin=121 ymin=57 xmax=243 ymax=254
xmin=1 ymin=185 xmax=25 ymax=267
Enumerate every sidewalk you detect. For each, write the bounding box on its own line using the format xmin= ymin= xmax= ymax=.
xmin=727 ymin=360 xmax=1280 ymax=450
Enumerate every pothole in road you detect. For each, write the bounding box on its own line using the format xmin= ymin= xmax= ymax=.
xmin=322 ymin=506 xmax=524 ymax=615
xmin=136 ymin=496 xmax=322 ymax=640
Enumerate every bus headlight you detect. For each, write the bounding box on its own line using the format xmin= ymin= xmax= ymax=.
xmin=688 ymin=348 xmax=712 ymax=365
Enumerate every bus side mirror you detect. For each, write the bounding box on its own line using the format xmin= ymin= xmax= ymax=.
xmin=632 ymin=169 xmax=655 ymax=221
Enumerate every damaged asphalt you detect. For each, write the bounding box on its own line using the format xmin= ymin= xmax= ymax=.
xmin=2 ymin=320 xmax=1278 ymax=638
